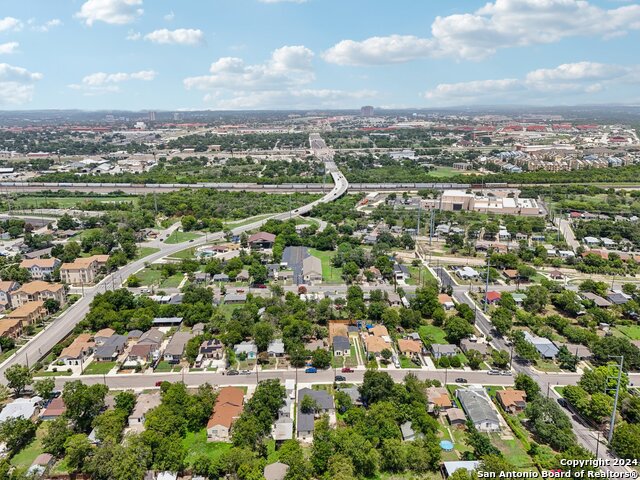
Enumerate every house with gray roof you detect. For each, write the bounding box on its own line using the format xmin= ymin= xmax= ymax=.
xmin=401 ymin=421 xmax=421 ymax=442
xmin=152 ymin=317 xmax=183 ymax=327
xmin=296 ymin=388 xmax=334 ymax=439
xmin=456 ymin=386 xmax=501 ymax=432
xmin=94 ymin=334 xmax=127 ymax=362
xmin=163 ymin=332 xmax=193 ymax=363
xmin=234 ymin=341 xmax=257 ymax=360
xmin=138 ymin=328 xmax=164 ymax=347
xmin=523 ymin=331 xmax=559 ymax=359
xmin=267 ymin=339 xmax=285 ymax=357
xmin=332 ymin=335 xmax=350 ymax=356
xmin=581 ymin=292 xmax=612 ymax=308
xmin=0 ymin=396 xmax=42 ymax=422
xmin=431 ymin=344 xmax=459 ymax=359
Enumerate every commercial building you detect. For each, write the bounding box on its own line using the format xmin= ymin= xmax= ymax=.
xmin=432 ymin=190 xmax=541 ymax=216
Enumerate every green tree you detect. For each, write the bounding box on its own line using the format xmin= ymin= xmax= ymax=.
xmin=43 ymin=416 xmax=73 ymax=456
xmin=4 ymin=364 xmax=32 ymax=395
xmin=62 ymin=381 xmax=109 ymax=432
xmin=311 ymin=348 xmax=332 ymax=369
xmin=301 ymin=395 xmax=321 ymax=414
xmin=611 ymin=422 xmax=640 ymax=459
xmin=466 ymin=349 xmax=483 ymax=370
xmin=491 ymin=350 xmax=510 ymax=369
xmin=33 ymin=377 xmax=55 ymax=399
xmin=65 ymin=433 xmax=93 ymax=471
xmin=93 ymin=409 xmax=126 ymax=442
xmin=444 ymin=316 xmax=474 ymax=344
xmin=0 ymin=417 xmax=37 ymax=453
xmin=359 ymin=370 xmax=394 ymax=405
xmin=514 ymin=373 xmax=541 ymax=400
xmin=253 ymin=322 xmax=274 ymax=352
xmin=523 ymin=285 xmax=549 ymax=313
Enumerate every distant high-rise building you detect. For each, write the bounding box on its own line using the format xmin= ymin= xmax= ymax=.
xmin=360 ymin=105 xmax=374 ymax=117
xmin=148 ymin=111 xmax=156 ymax=122
xmin=173 ymin=112 xmax=183 ymax=121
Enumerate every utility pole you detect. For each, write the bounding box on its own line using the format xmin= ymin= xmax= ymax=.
xmin=483 ymin=258 xmax=491 ymax=312
xmin=416 ymin=201 xmax=421 ymax=240
xmin=607 ymin=355 xmax=624 ymax=443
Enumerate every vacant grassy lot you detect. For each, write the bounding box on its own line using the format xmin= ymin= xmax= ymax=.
xmin=182 ymin=429 xmax=232 ymax=466
xmin=617 ymin=325 xmax=640 ymax=340
xmin=419 ymin=324 xmax=448 ymax=345
xmin=135 ymin=268 xmax=162 ymax=286
xmin=82 ymin=361 xmax=116 ymax=375
xmin=164 ymin=231 xmax=202 ymax=244
xmin=134 ymin=247 xmax=160 ymax=260
xmin=160 ymin=273 xmax=185 ymax=288
xmin=11 ymin=423 xmax=48 ymax=470
xmin=309 ymin=248 xmax=343 ymax=283
xmin=14 ymin=195 xmax=136 ymax=209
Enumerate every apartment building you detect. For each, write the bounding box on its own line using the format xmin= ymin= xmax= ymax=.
xmin=12 ymin=281 xmax=66 ymax=308
xmin=19 ymin=258 xmax=60 ymax=280
xmin=60 ymin=255 xmax=109 ymax=285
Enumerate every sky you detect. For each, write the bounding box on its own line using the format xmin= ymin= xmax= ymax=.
xmin=2 ymin=0 xmax=640 ymax=110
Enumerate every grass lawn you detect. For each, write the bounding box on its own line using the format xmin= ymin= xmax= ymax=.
xmin=11 ymin=423 xmax=48 ymax=470
xmin=160 ymin=273 xmax=185 ymax=288
xmin=14 ymin=195 xmax=136 ymax=209
xmin=33 ymin=370 xmax=73 ymax=377
xmin=217 ymin=303 xmax=243 ymax=319
xmin=617 ymin=325 xmax=640 ymax=340
xmin=344 ymin=345 xmax=359 ymax=367
xmin=82 ymin=361 xmax=116 ymax=375
xmin=429 ymin=166 xmax=479 ymax=178
xmin=309 ymin=248 xmax=343 ymax=283
xmin=135 ymin=267 xmax=162 ymax=286
xmin=164 ymin=231 xmax=202 ymax=244
xmin=0 ymin=347 xmax=17 ymax=362
xmin=535 ymin=359 xmax=561 ymax=372
xmin=134 ymin=246 xmax=160 ymax=260
xmin=224 ymin=213 xmax=274 ymax=229
xmin=419 ymin=324 xmax=448 ymax=345
xmin=168 ymin=246 xmax=199 ymax=260
xmin=182 ymin=429 xmax=232 ymax=466
xmin=155 ymin=361 xmax=178 ymax=372
xmin=73 ymin=227 xmax=102 ymax=240
xmin=486 ymin=432 xmax=534 ymax=469
xmin=400 ymin=355 xmax=421 ymax=368
xmin=407 ymin=265 xmax=436 ymax=286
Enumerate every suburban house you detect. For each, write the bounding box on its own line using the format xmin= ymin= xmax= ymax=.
xmin=332 ymin=335 xmax=351 ymax=356
xmin=438 ymin=294 xmax=455 ymax=310
xmin=128 ymin=393 xmax=162 ymax=429
xmin=59 ymin=333 xmax=95 ymax=366
xmin=6 ymin=300 xmax=47 ymax=327
xmin=12 ymin=281 xmax=66 ymax=308
xmin=397 ymin=338 xmax=423 ymax=362
xmin=427 ymin=386 xmax=453 ymax=412
xmin=40 ymin=397 xmax=66 ymax=421
xmin=247 ymin=232 xmax=276 ymax=250
xmin=234 ymin=341 xmax=258 ymax=360
xmin=523 ymin=331 xmax=559 ymax=359
xmin=387 ymin=292 xmax=402 ymax=307
xmin=297 ymin=388 xmax=334 ymax=440
xmin=281 ymin=246 xmax=316 ymax=285
xmin=125 ymin=343 xmax=155 ymax=366
xmin=0 ymin=280 xmax=19 ymax=308
xmin=138 ymin=328 xmax=164 ymax=349
xmin=400 ymin=422 xmax=421 ymax=442
xmin=60 ymin=255 xmax=109 ymax=285
xmin=364 ymin=324 xmax=393 ymax=356
xmin=207 ymin=387 xmax=244 ymax=442
xmin=94 ymin=328 xmax=116 ymax=345
xmin=484 ymin=291 xmax=501 ymax=305
xmin=456 ymin=266 xmax=480 ymax=280
xmin=607 ymin=291 xmax=631 ymax=305
xmin=393 ymin=263 xmax=410 ymax=282
xmin=163 ymin=332 xmax=193 ymax=363
xmin=581 ymin=292 xmax=612 ymax=308
xmin=553 ymin=342 xmax=592 ymax=360
xmin=456 ymin=386 xmax=501 ymax=432
xmin=446 ymin=408 xmax=467 ymax=427
xmin=236 ymin=269 xmax=250 ymax=282
xmin=0 ymin=397 xmax=43 ymax=422
xmin=94 ymin=334 xmax=127 ymax=362
xmin=199 ymin=339 xmax=224 ymax=359
xmin=302 ymin=255 xmax=322 ymax=283
xmin=460 ymin=339 xmax=490 ymax=357
xmin=152 ymin=317 xmax=183 ymax=327
xmin=224 ymin=293 xmax=247 ymax=304
xmin=431 ymin=344 xmax=459 ymax=360
xmin=496 ymin=389 xmax=527 ymax=413
xmin=267 ymin=339 xmax=286 ymax=357
xmin=19 ymin=258 xmax=60 ymax=280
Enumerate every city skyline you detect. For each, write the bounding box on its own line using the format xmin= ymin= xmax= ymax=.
xmin=1 ymin=0 xmax=640 ymax=110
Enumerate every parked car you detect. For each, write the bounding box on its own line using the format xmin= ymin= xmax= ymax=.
xmin=155 ymin=381 xmax=163 ymax=387
xmin=341 ymin=367 xmax=354 ymax=373
xmin=334 ymin=375 xmax=346 ymax=382
xmin=305 ymin=367 xmax=317 ymax=373
xmin=240 ymin=369 xmax=251 ymax=375
xmin=455 ymin=378 xmax=467 ymax=383
xmin=501 ymin=370 xmax=512 ymax=376
xmin=227 ymin=369 xmax=239 ymax=376
xmin=557 ymin=398 xmax=568 ymax=408
xmin=488 ymin=370 xmax=501 ymax=375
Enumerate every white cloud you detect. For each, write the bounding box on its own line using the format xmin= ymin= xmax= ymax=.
xmin=0 ymin=17 xmax=23 ymax=32
xmin=0 ymin=63 xmax=42 ymax=105
xmin=424 ymin=61 xmax=640 ymax=105
xmin=0 ymin=42 xmax=19 ymax=55
xmin=323 ymin=35 xmax=433 ymax=66
xmin=324 ymin=0 xmax=640 ymax=64
xmin=126 ymin=30 xmax=142 ymax=41
xmin=69 ymin=69 xmax=156 ymax=95
xmin=31 ymin=19 xmax=63 ymax=32
xmin=164 ymin=11 xmax=175 ymax=21
xmin=184 ymin=45 xmax=315 ymax=91
xmin=76 ymin=0 xmax=143 ymax=26
xmin=144 ymin=28 xmax=205 ymax=46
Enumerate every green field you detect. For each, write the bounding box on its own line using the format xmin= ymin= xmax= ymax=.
xmin=134 ymin=247 xmax=160 ymax=260
xmin=164 ymin=231 xmax=202 ymax=244
xmin=407 ymin=265 xmax=435 ymax=285
xmin=182 ymin=429 xmax=232 ymax=466
xmin=428 ymin=166 xmax=478 ymax=178
xmin=82 ymin=361 xmax=116 ymax=375
xmin=486 ymin=432 xmax=534 ymax=469
xmin=418 ymin=324 xmax=448 ymax=345
xmin=309 ymin=248 xmax=343 ymax=283
xmin=11 ymin=423 xmax=48 ymax=470
xmin=535 ymin=359 xmax=562 ymax=372
xmin=617 ymin=325 xmax=640 ymax=340
xmin=12 ymin=195 xmax=136 ymax=209
xmin=160 ymin=273 xmax=185 ymax=288
xmin=135 ymin=268 xmax=162 ymax=286
xmin=168 ymin=246 xmax=199 ymax=260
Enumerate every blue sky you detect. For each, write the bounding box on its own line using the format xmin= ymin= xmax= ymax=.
xmin=1 ymin=0 xmax=640 ymax=110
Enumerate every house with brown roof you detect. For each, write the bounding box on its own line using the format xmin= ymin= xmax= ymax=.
xmin=0 ymin=318 xmax=24 ymax=339
xmin=427 ymin=386 xmax=453 ymax=412
xmin=12 ymin=281 xmax=66 ymax=308
xmin=247 ymin=232 xmax=276 ymax=250
xmin=496 ymin=389 xmax=527 ymax=413
xmin=19 ymin=258 xmax=60 ymax=280
xmin=446 ymin=407 xmax=467 ymax=426
xmin=59 ymin=333 xmax=94 ymax=366
xmin=0 ymin=280 xmax=20 ymax=308
xmin=397 ymin=338 xmax=423 ymax=362
xmin=438 ymin=294 xmax=455 ymax=310
xmin=60 ymin=255 xmax=109 ymax=285
xmin=207 ymin=387 xmax=244 ymax=442
xmin=41 ymin=397 xmax=66 ymax=420
xmin=6 ymin=300 xmax=47 ymax=327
